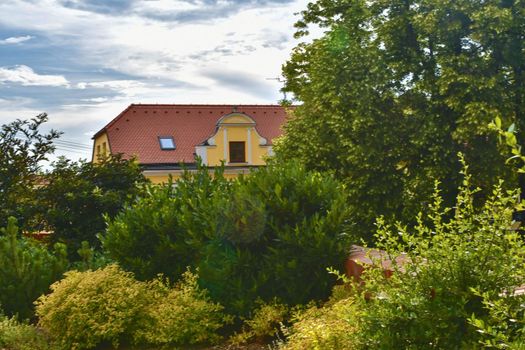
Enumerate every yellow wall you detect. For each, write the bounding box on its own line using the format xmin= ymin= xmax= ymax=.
xmin=92 ymin=132 xmax=110 ymax=163
xmin=144 ymin=170 xmax=247 ymax=185
xmin=205 ymin=114 xmax=271 ymax=166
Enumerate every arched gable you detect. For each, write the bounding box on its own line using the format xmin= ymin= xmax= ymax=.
xmin=196 ymin=112 xmax=271 ymax=166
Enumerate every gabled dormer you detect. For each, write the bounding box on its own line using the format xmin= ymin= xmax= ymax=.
xmin=195 ymin=112 xmax=272 ymax=166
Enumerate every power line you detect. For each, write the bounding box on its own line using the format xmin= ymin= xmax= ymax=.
xmin=53 ymin=141 xmax=91 ymax=150
xmin=13 ymin=136 xmax=92 ymax=153
xmin=14 ymin=136 xmax=92 ymax=150
xmin=53 ymin=147 xmax=91 ymax=154
xmin=53 ymin=139 xmax=91 ymax=148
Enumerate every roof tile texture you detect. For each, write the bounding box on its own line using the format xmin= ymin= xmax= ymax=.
xmin=101 ymin=104 xmax=289 ymax=164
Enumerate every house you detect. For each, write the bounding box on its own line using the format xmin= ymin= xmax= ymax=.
xmin=92 ymin=104 xmax=290 ymax=183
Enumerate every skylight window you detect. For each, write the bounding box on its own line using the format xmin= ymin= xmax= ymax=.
xmin=159 ymin=136 xmax=176 ymax=150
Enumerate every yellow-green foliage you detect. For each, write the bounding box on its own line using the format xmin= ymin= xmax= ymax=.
xmin=284 ymin=164 xmax=525 ymax=349
xmin=280 ymin=295 xmax=359 ymax=350
xmin=0 ymin=315 xmax=53 ymax=350
xmin=35 ymin=264 xmax=151 ymax=349
xmin=135 ymin=269 xmax=231 ymax=346
xmin=230 ymin=299 xmax=289 ymax=345
xmin=35 ymin=264 xmax=228 ymax=350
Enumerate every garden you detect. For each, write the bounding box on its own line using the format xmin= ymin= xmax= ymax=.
xmin=2 ymin=0 xmax=525 ymax=348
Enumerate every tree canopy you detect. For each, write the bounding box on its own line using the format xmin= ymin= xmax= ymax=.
xmin=276 ymin=0 xmax=524 ymax=239
xmin=0 ymin=114 xmax=60 ymax=229
xmin=34 ymin=155 xmax=148 ymax=256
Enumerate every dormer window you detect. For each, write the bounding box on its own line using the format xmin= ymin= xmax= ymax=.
xmin=159 ymin=136 xmax=176 ymax=150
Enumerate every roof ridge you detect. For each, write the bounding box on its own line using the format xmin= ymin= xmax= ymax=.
xmin=93 ymin=103 xmax=295 ymax=139
xmin=129 ymin=103 xmax=290 ymax=107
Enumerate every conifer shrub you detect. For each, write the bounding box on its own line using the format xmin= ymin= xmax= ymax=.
xmin=198 ymin=161 xmax=351 ymax=315
xmin=35 ymin=264 xmax=228 ymax=350
xmin=0 ymin=217 xmax=68 ymax=320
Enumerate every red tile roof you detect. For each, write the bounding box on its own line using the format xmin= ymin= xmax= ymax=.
xmin=94 ymin=104 xmax=290 ymax=164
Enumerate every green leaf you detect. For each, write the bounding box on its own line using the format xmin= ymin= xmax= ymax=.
xmin=495 ymin=117 xmax=502 ymax=129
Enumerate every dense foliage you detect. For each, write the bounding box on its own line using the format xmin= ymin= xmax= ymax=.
xmin=276 ymin=0 xmax=524 ymax=240
xmin=0 ymin=314 xmax=52 ymax=350
xmin=101 ymin=164 xmax=230 ymax=281
xmin=230 ymin=299 xmax=291 ymax=345
xmin=102 ymin=162 xmax=351 ymax=315
xmin=282 ymin=163 xmax=525 ymax=349
xmin=36 ymin=264 xmax=227 ymax=350
xmin=33 ymin=155 xmax=148 ymax=256
xmin=0 ymin=114 xmax=60 ymax=229
xmin=0 ymin=217 xmax=68 ymax=320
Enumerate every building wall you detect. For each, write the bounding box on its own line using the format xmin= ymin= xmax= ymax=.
xmin=92 ymin=132 xmax=110 ymax=163
xmin=205 ymin=114 xmax=271 ymax=166
xmin=144 ymin=169 xmax=252 ymax=184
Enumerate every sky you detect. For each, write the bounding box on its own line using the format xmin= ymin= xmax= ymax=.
xmin=0 ymin=0 xmax=311 ymax=161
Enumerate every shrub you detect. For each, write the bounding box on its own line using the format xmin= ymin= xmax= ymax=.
xmin=230 ymin=299 xmax=290 ymax=345
xmin=204 ymin=161 xmax=351 ymax=313
xmin=0 ymin=217 xmax=68 ymax=320
xmin=0 ymin=315 xmax=52 ymax=350
xmin=35 ymin=264 xmax=228 ymax=349
xmin=101 ymin=165 xmax=231 ymax=281
xmin=352 ymin=173 xmax=525 ymax=348
xmin=469 ymin=291 xmax=525 ymax=348
xmin=282 ymin=160 xmax=525 ymax=349
xmin=280 ymin=296 xmax=359 ymax=350
xmin=103 ymin=161 xmax=352 ymax=315
xmin=35 ymin=264 xmax=151 ymax=349
xmin=135 ymin=269 xmax=231 ymax=346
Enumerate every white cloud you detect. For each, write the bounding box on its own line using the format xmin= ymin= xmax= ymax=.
xmin=82 ymin=97 xmax=110 ymax=103
xmin=76 ymin=80 xmax=150 ymax=98
xmin=0 ymin=0 xmax=312 ymax=162
xmin=0 ymin=35 xmax=33 ymax=45
xmin=0 ymin=65 xmax=69 ymax=87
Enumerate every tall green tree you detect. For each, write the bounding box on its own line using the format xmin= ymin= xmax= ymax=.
xmin=34 ymin=155 xmax=148 ymax=257
xmin=276 ymin=0 xmax=524 ymax=239
xmin=0 ymin=114 xmax=60 ymax=229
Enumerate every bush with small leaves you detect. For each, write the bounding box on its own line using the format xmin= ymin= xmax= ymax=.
xmin=36 ymin=264 xmax=229 ymax=349
xmin=35 ymin=264 xmax=151 ymax=349
xmin=104 ymin=161 xmax=352 ymax=316
xmin=135 ymin=269 xmax=231 ymax=346
xmin=280 ymin=296 xmax=359 ymax=350
xmin=230 ymin=299 xmax=290 ymax=345
xmin=0 ymin=315 xmax=53 ymax=350
xmin=282 ymin=158 xmax=525 ymax=349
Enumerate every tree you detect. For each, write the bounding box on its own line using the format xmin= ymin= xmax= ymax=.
xmin=0 ymin=114 xmax=60 ymax=229
xmin=276 ymin=0 xmax=524 ymax=240
xmin=34 ymin=155 xmax=148 ymax=257
xmin=0 ymin=217 xmax=68 ymax=320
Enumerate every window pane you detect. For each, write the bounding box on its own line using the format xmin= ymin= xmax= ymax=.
xmin=159 ymin=137 xmax=175 ymax=150
xmin=229 ymin=142 xmax=245 ymax=163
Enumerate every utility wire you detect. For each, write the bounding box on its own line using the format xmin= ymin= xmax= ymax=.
xmin=53 ymin=140 xmax=91 ymax=148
